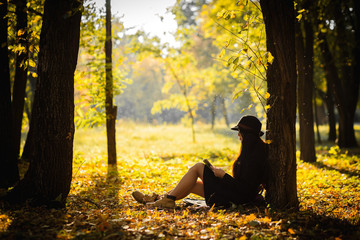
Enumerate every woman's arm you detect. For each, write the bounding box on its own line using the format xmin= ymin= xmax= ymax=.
xmin=210 ymin=166 xmax=226 ymax=178
xmin=222 ymin=159 xmax=262 ymax=193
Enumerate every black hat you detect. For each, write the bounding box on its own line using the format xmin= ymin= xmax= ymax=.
xmin=231 ymin=115 xmax=264 ymax=136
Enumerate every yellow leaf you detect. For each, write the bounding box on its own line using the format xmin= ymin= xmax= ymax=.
xmin=28 ymin=59 xmax=36 ymax=67
xmin=217 ymin=9 xmax=226 ymax=19
xmin=265 ymin=92 xmax=270 ymax=99
xmin=32 ymin=72 xmax=38 ymax=78
xmin=262 ymin=216 xmax=272 ymax=223
xmin=267 ymin=52 xmax=274 ymax=64
xmin=298 ymin=9 xmax=305 ymax=13
xmin=17 ymin=29 xmax=25 ymax=36
xmin=288 ymin=228 xmax=296 ymax=234
xmin=296 ymin=14 xmax=302 ymax=21
xmin=239 ymin=236 xmax=247 ymax=240
xmin=230 ymin=11 xmax=236 ymax=19
xmin=218 ymin=49 xmax=225 ymax=58
xmin=225 ymin=39 xmax=231 ymax=48
xmin=256 ymin=57 xmax=262 ymax=65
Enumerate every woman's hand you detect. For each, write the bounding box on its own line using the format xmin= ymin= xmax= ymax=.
xmin=210 ymin=166 xmax=226 ymax=178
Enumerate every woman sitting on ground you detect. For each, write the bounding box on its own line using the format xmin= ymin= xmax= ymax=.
xmin=132 ymin=115 xmax=268 ymax=208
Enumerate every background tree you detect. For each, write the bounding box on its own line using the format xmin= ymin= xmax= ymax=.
xmin=75 ymin=3 xmax=129 ymax=128
xmin=317 ymin=0 xmax=360 ymax=148
xmin=18 ymin=1 xmax=44 ymax=161
xmin=295 ymin=1 xmax=316 ymax=162
xmin=260 ymin=0 xmax=299 ymax=209
xmin=0 ymin=0 xmax=19 ymax=188
xmin=312 ymin=31 xmax=336 ymax=142
xmin=171 ymin=0 xmax=231 ymax=128
xmin=105 ymin=0 xmax=117 ymax=165
xmin=6 ymin=0 xmax=82 ymax=206
xmin=152 ymin=51 xmax=202 ymax=143
xmin=12 ymin=0 xmax=29 ymax=161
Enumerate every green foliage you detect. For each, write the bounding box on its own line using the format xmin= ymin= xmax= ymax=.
xmin=7 ymin=0 xmax=44 ymax=128
xmin=200 ymin=0 xmax=269 ymax=119
xmin=152 ymin=51 xmax=201 ymax=116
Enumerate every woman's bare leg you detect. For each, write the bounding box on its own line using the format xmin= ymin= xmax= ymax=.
xmin=168 ymin=162 xmax=205 ymax=200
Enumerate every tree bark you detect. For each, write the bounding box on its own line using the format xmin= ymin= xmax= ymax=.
xmin=313 ymin=89 xmax=322 ymax=144
xmin=0 ymin=0 xmax=20 ymax=188
xmin=324 ymin=87 xmax=337 ymax=142
xmin=260 ymin=0 xmax=299 ymax=210
xmin=295 ymin=18 xmax=316 ymax=162
xmin=318 ymin=32 xmax=357 ymax=148
xmin=6 ymin=0 xmax=82 ymax=206
xmin=12 ymin=0 xmax=28 ymax=160
xmin=105 ymin=0 xmax=117 ymax=166
xmin=316 ymin=88 xmax=336 ymax=142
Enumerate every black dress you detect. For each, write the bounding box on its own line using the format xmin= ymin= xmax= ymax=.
xmin=202 ymin=138 xmax=266 ymax=207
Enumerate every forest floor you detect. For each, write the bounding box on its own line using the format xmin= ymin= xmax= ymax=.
xmin=1 ymin=123 xmax=360 ymax=239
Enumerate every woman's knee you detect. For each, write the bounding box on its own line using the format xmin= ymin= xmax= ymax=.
xmin=190 ymin=162 xmax=204 ymax=175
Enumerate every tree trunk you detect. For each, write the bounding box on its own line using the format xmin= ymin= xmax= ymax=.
xmin=6 ymin=0 xmax=82 ymax=206
xmin=313 ymin=89 xmax=322 ymax=144
xmin=316 ymin=88 xmax=336 ymax=142
xmin=211 ymin=96 xmax=216 ymax=130
xmin=295 ymin=19 xmax=316 ymax=162
xmin=185 ymin=95 xmax=196 ymax=143
xmin=0 ymin=0 xmax=20 ymax=188
xmin=21 ymin=65 xmax=38 ymax=160
xmin=318 ymin=32 xmax=357 ymax=148
xmin=105 ymin=0 xmax=117 ymax=166
xmin=325 ymin=86 xmax=337 ymax=142
xmin=12 ymin=0 xmax=28 ymax=160
xmin=220 ymin=95 xmax=229 ymax=128
xmin=334 ymin=1 xmax=359 ymax=148
xmin=260 ymin=0 xmax=299 ymax=210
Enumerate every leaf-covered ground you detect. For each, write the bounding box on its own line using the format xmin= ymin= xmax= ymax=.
xmin=1 ymin=123 xmax=360 ymax=239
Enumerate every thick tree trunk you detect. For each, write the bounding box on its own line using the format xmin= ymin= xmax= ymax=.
xmin=260 ymin=0 xmax=299 ymax=210
xmin=12 ymin=0 xmax=28 ymax=160
xmin=334 ymin=2 xmax=359 ymax=148
xmin=296 ymin=19 xmax=316 ymax=162
xmin=6 ymin=0 xmax=82 ymax=206
xmin=0 ymin=0 xmax=20 ymax=188
xmin=105 ymin=0 xmax=117 ymax=166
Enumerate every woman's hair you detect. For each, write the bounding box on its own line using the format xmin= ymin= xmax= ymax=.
xmin=232 ymin=131 xmax=266 ymax=179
